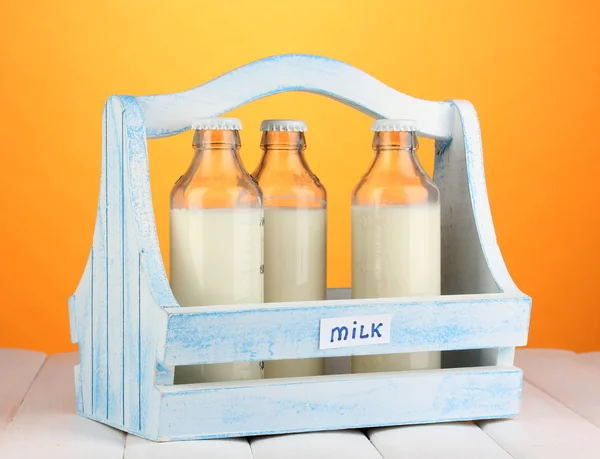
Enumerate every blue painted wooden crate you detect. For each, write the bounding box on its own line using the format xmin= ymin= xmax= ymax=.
xmin=67 ymin=54 xmax=531 ymax=442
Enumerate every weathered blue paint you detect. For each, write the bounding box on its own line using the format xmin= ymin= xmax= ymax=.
xmin=454 ymin=100 xmax=522 ymax=295
xmin=497 ymin=347 xmax=517 ymax=367
xmin=155 ymin=366 xmax=523 ymax=441
xmin=161 ymin=295 xmax=531 ymax=366
xmin=67 ymin=53 xmax=532 ymax=441
xmin=433 ymin=99 xmax=530 ymax=368
xmin=106 ymin=96 xmax=125 ymax=426
xmin=121 ymin=97 xmax=142 ymax=431
xmin=136 ymin=54 xmax=455 ymax=141
xmin=92 ymin=101 xmax=109 ymax=419
xmin=121 ymin=96 xmax=178 ymax=310
xmin=68 ymin=254 xmax=93 ymax=414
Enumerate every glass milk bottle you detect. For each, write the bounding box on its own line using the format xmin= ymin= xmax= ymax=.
xmin=252 ymin=120 xmax=327 ymax=378
xmin=351 ymin=119 xmax=441 ymax=373
xmin=170 ymin=117 xmax=264 ymax=384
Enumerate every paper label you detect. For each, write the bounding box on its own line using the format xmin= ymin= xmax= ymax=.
xmin=319 ymin=314 xmax=392 ymax=350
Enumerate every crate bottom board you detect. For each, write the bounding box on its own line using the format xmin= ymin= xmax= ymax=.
xmin=76 ymin=366 xmax=522 ymax=442
xmin=158 ymin=366 xmax=522 ymax=440
xmin=79 ymin=410 xmax=519 ymax=443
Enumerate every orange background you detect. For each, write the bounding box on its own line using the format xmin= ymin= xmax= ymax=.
xmin=0 ymin=0 xmax=599 ymax=355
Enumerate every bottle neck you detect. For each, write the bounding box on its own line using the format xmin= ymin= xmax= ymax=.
xmin=372 ymin=131 xmax=422 ymax=177
xmin=190 ymin=129 xmax=245 ymax=178
xmin=254 ymin=131 xmax=307 ymax=176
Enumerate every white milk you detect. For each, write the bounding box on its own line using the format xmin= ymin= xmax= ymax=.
xmin=351 ymin=203 xmax=441 ymax=373
xmin=170 ymin=208 xmax=264 ymax=383
xmin=263 ymin=207 xmax=326 ymax=378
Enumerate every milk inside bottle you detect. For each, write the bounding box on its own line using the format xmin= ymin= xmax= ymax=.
xmin=252 ymin=120 xmax=327 ymax=378
xmin=169 ymin=117 xmax=264 ymax=384
xmin=351 ymin=119 xmax=441 ymax=373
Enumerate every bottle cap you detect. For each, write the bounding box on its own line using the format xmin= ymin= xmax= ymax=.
xmin=371 ymin=119 xmax=418 ymax=132
xmin=192 ymin=117 xmax=242 ymax=131
xmin=260 ymin=119 xmax=307 ymax=132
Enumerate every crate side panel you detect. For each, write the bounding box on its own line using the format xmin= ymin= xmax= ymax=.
xmin=434 ymin=101 xmax=522 ymax=296
xmin=433 ymin=102 xmax=532 ymax=370
xmin=163 ymin=295 xmax=531 ymax=365
xmin=434 ymin=111 xmax=498 ymax=295
xmin=156 ymin=367 xmax=522 ymax=440
xmin=109 ymin=94 xmax=172 ymax=438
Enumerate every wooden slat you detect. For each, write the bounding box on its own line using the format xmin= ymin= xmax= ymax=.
xmin=580 ymin=352 xmax=600 ymax=370
xmin=92 ymin=102 xmax=109 ymax=419
xmin=70 ymin=254 xmax=93 ymax=415
xmin=106 ymin=97 xmax=125 ymax=425
xmin=367 ymin=422 xmax=511 ymax=458
xmin=0 ymin=349 xmax=46 ymax=432
xmin=516 ymin=348 xmax=600 ymax=427
xmin=115 ymin=97 xmax=143 ymax=431
xmin=121 ymin=98 xmax=141 ymax=432
xmin=0 ymin=353 xmax=126 ymax=458
xmin=124 ymin=434 xmax=252 ymax=459
xmin=478 ymin=382 xmax=600 ymax=458
xmin=251 ymin=431 xmax=382 ymax=459
xmin=162 ymin=293 xmax=530 ymax=366
xmin=156 ymin=366 xmax=521 ymax=440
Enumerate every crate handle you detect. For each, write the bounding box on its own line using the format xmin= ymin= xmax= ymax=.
xmin=136 ymin=53 xmax=455 ymax=140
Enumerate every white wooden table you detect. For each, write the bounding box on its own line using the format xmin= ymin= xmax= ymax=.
xmin=1 ymin=349 xmax=600 ymax=458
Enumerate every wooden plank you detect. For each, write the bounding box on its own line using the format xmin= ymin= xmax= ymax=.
xmin=478 ymin=381 xmax=600 ymax=458
xmin=136 ymin=54 xmax=454 ymax=140
xmin=106 ymin=96 xmax=125 ymax=426
xmin=367 ymin=422 xmax=511 ymax=458
xmin=581 ymin=352 xmax=600 ymax=370
xmin=92 ymin=101 xmax=109 ymax=419
xmin=122 ymin=244 xmax=140 ymax=430
xmin=0 ymin=353 xmax=126 ymax=458
xmin=155 ymin=366 xmax=522 ymax=440
xmin=124 ymin=434 xmax=252 ymax=459
xmin=516 ymin=348 xmax=600 ymax=427
xmin=121 ymin=97 xmax=141 ymax=432
xmin=162 ymin=293 xmax=530 ymax=366
xmin=251 ymin=431 xmax=382 ymax=459
xmin=0 ymin=349 xmax=46 ymax=432
xmin=69 ymin=254 xmax=93 ymax=415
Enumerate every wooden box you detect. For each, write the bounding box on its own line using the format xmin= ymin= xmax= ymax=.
xmin=67 ymin=54 xmax=531 ymax=441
